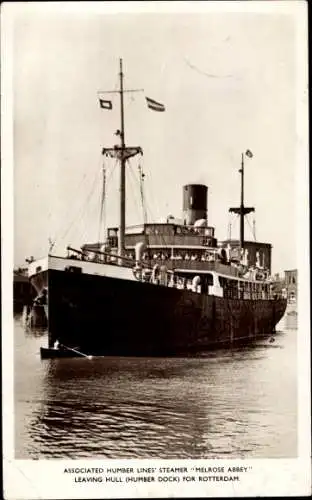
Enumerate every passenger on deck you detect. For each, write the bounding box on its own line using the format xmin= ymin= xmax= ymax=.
xmin=142 ymin=270 xmax=150 ymax=282
xmin=186 ymin=280 xmax=192 ymax=290
xmin=177 ymin=278 xmax=184 ymax=289
xmin=168 ymin=275 xmax=175 ymax=287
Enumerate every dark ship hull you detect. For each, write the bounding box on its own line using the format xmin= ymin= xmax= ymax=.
xmin=31 ymin=263 xmax=287 ymax=357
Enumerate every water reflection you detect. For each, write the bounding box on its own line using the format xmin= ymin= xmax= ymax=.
xmin=15 ymin=328 xmax=297 ymax=459
xmin=284 ymin=313 xmax=298 ymax=330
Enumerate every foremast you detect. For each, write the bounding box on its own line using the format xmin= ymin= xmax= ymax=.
xmin=101 ymin=59 xmax=142 ymax=262
xmin=119 ymin=59 xmax=126 ymax=259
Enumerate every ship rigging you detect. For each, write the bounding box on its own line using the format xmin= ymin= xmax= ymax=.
xmin=26 ymin=59 xmax=287 ymax=358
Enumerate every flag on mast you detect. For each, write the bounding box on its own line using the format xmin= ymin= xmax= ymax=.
xmin=99 ymin=99 xmax=113 ymax=110
xmin=145 ymin=97 xmax=165 ymax=112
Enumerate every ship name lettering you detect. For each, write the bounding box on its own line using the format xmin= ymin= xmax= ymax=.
xmin=194 ymin=466 xmax=224 ymax=473
xmin=227 ymin=466 xmax=248 ymax=473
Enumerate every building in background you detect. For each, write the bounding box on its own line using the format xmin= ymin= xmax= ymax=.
xmin=284 ymin=269 xmax=297 ymax=303
xmin=13 ymin=268 xmax=35 ymax=312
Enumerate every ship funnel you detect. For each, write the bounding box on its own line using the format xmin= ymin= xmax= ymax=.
xmin=183 ymin=184 xmax=208 ymax=225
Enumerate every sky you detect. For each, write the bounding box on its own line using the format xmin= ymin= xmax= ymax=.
xmin=10 ymin=2 xmax=306 ymax=273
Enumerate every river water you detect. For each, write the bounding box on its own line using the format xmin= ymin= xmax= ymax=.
xmin=14 ymin=312 xmax=297 ymax=459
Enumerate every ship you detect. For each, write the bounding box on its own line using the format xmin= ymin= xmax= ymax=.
xmin=27 ymin=59 xmax=287 ymax=358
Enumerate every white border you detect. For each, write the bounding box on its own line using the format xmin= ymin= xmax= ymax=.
xmin=2 ymin=1 xmax=310 ymax=498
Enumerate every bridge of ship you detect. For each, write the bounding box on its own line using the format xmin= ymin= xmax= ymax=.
xmin=101 ymin=223 xmax=217 ymax=253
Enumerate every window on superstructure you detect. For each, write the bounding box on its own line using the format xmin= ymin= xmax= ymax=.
xmin=108 ymin=228 xmax=117 ymax=237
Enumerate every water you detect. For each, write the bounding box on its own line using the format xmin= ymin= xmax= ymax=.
xmin=14 ymin=312 xmax=297 ymax=459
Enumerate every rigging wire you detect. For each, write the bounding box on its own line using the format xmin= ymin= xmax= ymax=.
xmin=76 ymin=186 xmax=102 ymax=245
xmin=137 ymin=160 xmax=153 ymax=262
xmin=97 ymin=160 xmax=106 ymax=243
xmin=126 ymin=159 xmax=173 ymax=266
xmin=51 ymin=77 xmax=121 ymax=251
xmin=78 ymin=157 xmax=119 ymax=245
xmin=246 ymin=214 xmax=257 ymax=241
xmin=252 ymin=215 xmax=257 ymax=241
xmin=68 ymin=172 xmax=102 ymax=245
xmin=227 ymin=220 xmax=232 ymax=240
xmin=60 ymin=168 xmax=101 ymax=246
xmin=104 ymin=157 xmax=119 ymax=185
xmin=131 ymin=163 xmax=156 ymax=224
xmin=228 ymin=213 xmax=238 ymax=240
xmin=127 ymin=160 xmax=144 ymax=223
xmin=81 ymin=182 xmax=107 ymax=244
xmin=141 ymin=182 xmax=177 ymax=270
xmin=140 ymin=173 xmax=162 ymax=222
xmin=49 ymin=169 xmax=91 ymax=248
xmin=138 ymin=162 xmax=148 ymax=224
xmin=227 ymin=212 xmax=258 ymax=243
xmin=227 ymin=212 xmax=235 ymax=240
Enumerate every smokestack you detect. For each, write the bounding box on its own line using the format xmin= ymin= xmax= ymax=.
xmin=183 ymin=184 xmax=208 ymax=225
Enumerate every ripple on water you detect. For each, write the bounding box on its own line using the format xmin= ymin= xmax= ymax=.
xmin=14 ymin=319 xmax=298 ymax=459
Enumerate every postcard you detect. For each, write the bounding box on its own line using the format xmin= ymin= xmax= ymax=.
xmin=2 ymin=1 xmax=310 ymax=498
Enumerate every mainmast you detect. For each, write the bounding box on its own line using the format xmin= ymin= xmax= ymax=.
xmin=229 ymin=150 xmax=254 ymax=249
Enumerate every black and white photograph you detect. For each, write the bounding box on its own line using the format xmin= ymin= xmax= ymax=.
xmin=2 ymin=1 xmax=310 ymax=498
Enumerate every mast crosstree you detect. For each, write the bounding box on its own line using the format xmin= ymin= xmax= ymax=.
xmin=229 ymin=151 xmax=254 ymax=249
